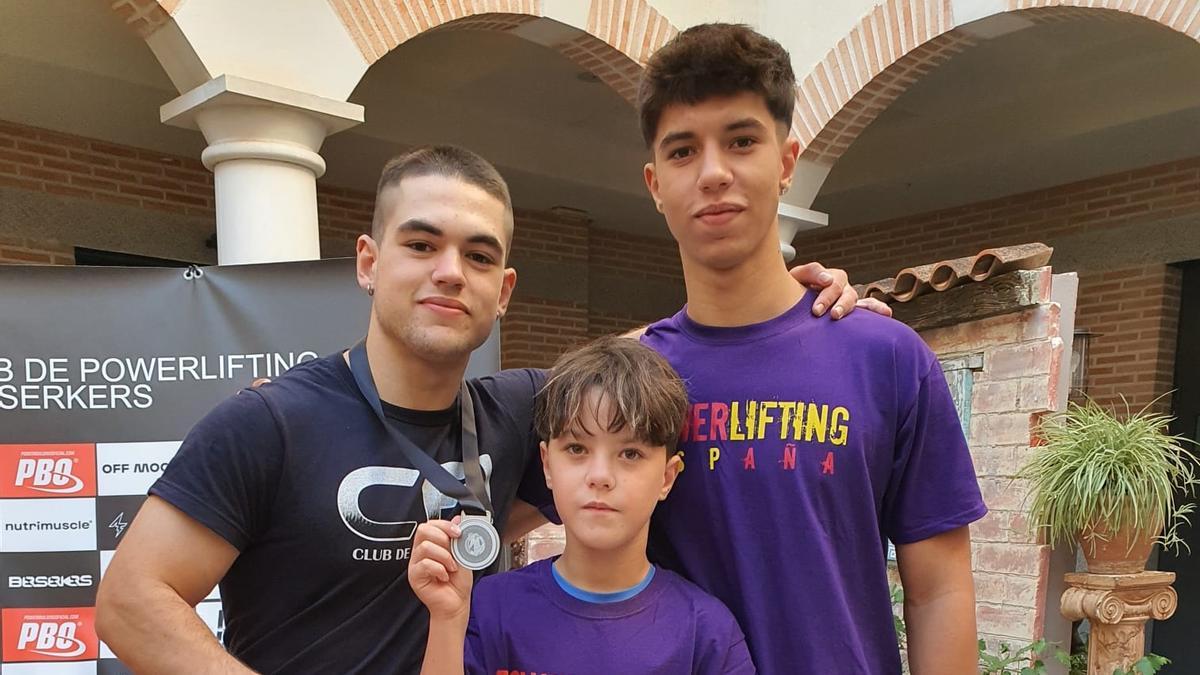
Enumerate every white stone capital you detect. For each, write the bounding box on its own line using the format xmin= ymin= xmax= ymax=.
xmin=159 ymin=75 xmax=363 ymax=266
xmin=161 ymin=74 xmax=363 ymax=175
xmin=778 ymin=204 xmax=828 ymax=262
xmin=161 ymin=74 xmax=363 ymax=136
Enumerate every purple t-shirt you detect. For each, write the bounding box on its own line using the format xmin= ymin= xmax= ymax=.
xmin=465 ymin=558 xmax=755 ymax=674
xmin=641 ymin=293 xmax=987 ymax=674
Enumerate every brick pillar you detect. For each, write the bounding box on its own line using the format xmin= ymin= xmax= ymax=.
xmin=500 ymin=211 xmax=591 ymax=370
xmin=1075 ymin=264 xmax=1182 ymax=413
xmin=506 ymin=219 xmax=685 ymax=564
xmin=500 ymin=297 xmax=589 ymax=369
xmin=0 ymin=235 xmax=74 ymax=265
xmin=502 ymin=211 xmax=592 ymax=560
xmin=586 ymin=227 xmax=684 ymax=340
xmin=917 ymin=269 xmax=1064 ymax=650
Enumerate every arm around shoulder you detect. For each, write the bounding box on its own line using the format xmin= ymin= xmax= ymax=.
xmin=619 ymin=325 xmax=647 ymax=339
xmin=96 ymin=496 xmax=252 ymax=674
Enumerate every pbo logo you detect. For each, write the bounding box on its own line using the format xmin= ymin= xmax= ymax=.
xmin=17 ymin=620 xmax=86 ymax=658
xmin=15 ymin=458 xmax=83 ymax=494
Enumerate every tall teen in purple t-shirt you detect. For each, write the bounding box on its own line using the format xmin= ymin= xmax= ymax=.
xmin=636 ymin=25 xmax=987 ymax=674
xmin=642 ymin=293 xmax=984 ymax=673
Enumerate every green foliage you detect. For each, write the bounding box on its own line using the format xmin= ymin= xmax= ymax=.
xmin=976 ymin=638 xmax=1168 ymax=675
xmin=1112 ymin=654 xmax=1171 ymax=675
xmin=1061 ymin=649 xmax=1087 ymax=675
xmin=888 ymin=585 xmax=1169 ymax=675
xmin=978 ymin=637 xmax=1048 ymax=675
xmin=1019 ymin=398 xmax=1200 ymax=554
xmin=890 ymin=584 xmax=906 ymax=649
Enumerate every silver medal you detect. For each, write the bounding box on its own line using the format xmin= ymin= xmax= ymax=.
xmin=452 ymin=514 xmax=500 ymax=571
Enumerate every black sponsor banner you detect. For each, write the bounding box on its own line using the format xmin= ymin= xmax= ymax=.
xmin=94 ymin=496 xmax=146 ymax=551
xmin=0 ymin=259 xmax=496 ymax=441
xmin=1 ymin=259 xmax=371 ymax=442
xmin=1 ymin=552 xmax=100 ymax=608
xmin=0 ymin=259 xmax=499 ymax=669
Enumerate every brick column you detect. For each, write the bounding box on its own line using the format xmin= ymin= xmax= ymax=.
xmin=0 ymin=235 xmax=74 ymax=265
xmin=1075 ymin=264 xmax=1183 ymax=412
xmin=917 ymin=269 xmax=1064 ymax=649
xmin=509 ymin=219 xmax=686 ymax=564
xmin=500 ymin=211 xmax=591 ymax=370
xmin=501 ymin=298 xmax=589 ymax=369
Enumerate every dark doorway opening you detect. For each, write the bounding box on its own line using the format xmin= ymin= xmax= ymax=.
xmin=1152 ymin=260 xmax=1200 ymax=670
xmin=74 ymin=247 xmax=193 ymax=268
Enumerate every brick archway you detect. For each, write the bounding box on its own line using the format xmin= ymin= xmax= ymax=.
xmin=795 ymin=0 xmax=1200 ymax=169
xmin=325 ymin=0 xmax=678 ymax=104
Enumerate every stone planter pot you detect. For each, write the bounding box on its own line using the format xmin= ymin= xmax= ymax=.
xmin=1077 ymin=523 xmax=1160 ymax=574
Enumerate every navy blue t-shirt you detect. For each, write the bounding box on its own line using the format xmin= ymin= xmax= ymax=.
xmin=150 ymin=352 xmax=550 ymax=673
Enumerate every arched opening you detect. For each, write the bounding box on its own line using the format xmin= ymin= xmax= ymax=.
xmin=798 ymin=7 xmax=1200 ymax=669
xmin=318 ymin=13 xmax=682 ymax=368
xmin=816 ymin=11 xmax=1200 ymax=228
xmin=323 ymin=19 xmax=649 ymax=233
xmin=0 ymin=0 xmax=215 ymax=264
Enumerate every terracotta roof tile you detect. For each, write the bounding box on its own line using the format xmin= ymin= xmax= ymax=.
xmin=854 ymin=242 xmax=1053 ymax=304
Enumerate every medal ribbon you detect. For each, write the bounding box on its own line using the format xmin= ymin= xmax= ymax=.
xmin=348 ymin=340 xmax=493 ymax=517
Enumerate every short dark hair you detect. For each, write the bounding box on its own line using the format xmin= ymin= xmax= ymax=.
xmin=637 ymin=23 xmax=796 ymax=147
xmin=371 ymin=145 xmax=514 ymax=242
xmin=535 ymin=336 xmax=688 ymax=453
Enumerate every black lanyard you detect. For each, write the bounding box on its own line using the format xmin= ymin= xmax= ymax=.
xmin=348 ymin=340 xmax=492 ymax=517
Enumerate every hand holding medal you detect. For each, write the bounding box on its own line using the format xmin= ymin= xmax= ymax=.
xmin=409 ymin=516 xmax=475 ymax=621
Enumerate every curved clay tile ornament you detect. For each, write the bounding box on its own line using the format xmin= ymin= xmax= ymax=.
xmin=929 ymin=256 xmax=974 ymax=292
xmin=970 ymin=243 xmax=1053 ymax=282
xmin=891 ymin=263 xmax=937 ymax=303
xmin=855 ymin=241 xmax=1054 ymax=305
xmin=861 ymin=277 xmax=896 ymax=302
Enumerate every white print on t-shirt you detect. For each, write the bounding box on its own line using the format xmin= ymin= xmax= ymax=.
xmin=336 ymin=455 xmax=493 ymax=542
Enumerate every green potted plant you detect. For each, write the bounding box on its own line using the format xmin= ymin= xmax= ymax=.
xmin=1020 ymin=399 xmax=1199 ymax=573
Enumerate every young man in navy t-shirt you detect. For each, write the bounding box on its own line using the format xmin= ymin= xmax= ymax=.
xmin=96 ymin=147 xmax=553 ymax=674
xmin=635 ymin=24 xmax=987 ymax=674
xmin=410 ymin=337 xmax=755 ymax=674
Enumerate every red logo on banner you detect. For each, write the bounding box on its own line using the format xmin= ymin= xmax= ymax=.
xmin=2 ymin=607 xmax=99 ymax=662
xmin=0 ymin=444 xmax=96 ymax=498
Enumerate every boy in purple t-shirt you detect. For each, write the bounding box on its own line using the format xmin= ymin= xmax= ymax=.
xmin=409 ymin=337 xmax=755 ymax=674
xmin=634 ymin=24 xmax=987 ymax=675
